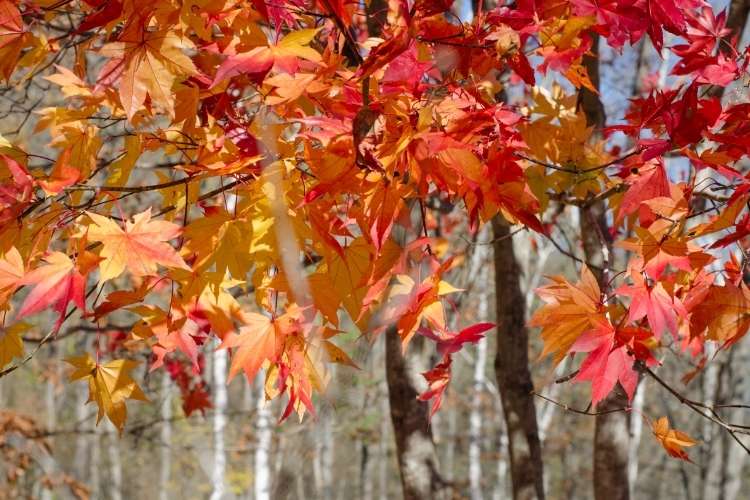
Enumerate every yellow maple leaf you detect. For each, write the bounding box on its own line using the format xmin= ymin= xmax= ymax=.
xmin=86 ymin=209 xmax=190 ymax=282
xmin=67 ymin=354 xmax=148 ymax=433
xmin=0 ymin=322 xmax=26 ymax=367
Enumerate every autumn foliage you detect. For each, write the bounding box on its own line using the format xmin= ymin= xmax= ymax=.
xmin=3 ymin=0 xmax=750 ymax=466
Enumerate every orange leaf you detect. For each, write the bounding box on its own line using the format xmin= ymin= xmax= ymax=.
xmin=651 ymin=416 xmax=697 ymax=462
xmin=530 ymin=265 xmax=604 ymax=364
xmin=86 ymin=209 xmax=190 ymax=282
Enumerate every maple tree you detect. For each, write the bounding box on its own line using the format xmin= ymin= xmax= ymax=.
xmin=1 ymin=0 xmax=750 ymax=495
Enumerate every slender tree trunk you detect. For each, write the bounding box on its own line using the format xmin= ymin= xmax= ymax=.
xmin=242 ymin=379 xmax=254 ymax=500
xmin=444 ymin=407 xmax=456 ymax=483
xmin=385 ymin=330 xmax=447 ymax=500
xmin=73 ymin=373 xmax=89 ymax=479
xmin=469 ymin=306 xmax=488 ymax=500
xmin=492 ymin=388 xmax=509 ymax=500
xmin=211 ymin=346 xmax=228 ymax=500
xmin=578 ymin=34 xmax=631 ymax=500
xmin=314 ymin=407 xmax=334 ymax=499
xmin=378 ymin=380 xmax=390 ymax=500
xmin=90 ymin=419 xmax=101 ymax=499
xmin=492 ymin=217 xmax=545 ymax=500
xmin=159 ymin=371 xmax=173 ymax=500
xmin=108 ymin=426 xmax=123 ymax=500
xmin=627 ymin=381 xmax=646 ymax=494
xmin=701 ymin=346 xmax=723 ymax=500
xmin=255 ymin=377 xmax=272 ymax=500
xmin=469 ymin=258 xmax=490 ymax=500
xmin=723 ymin=340 xmax=750 ymax=500
xmin=41 ymin=351 xmax=57 ymax=500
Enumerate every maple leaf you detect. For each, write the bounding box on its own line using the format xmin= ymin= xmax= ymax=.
xmin=85 ymin=209 xmax=190 ymax=282
xmin=98 ymin=26 xmax=197 ymax=120
xmin=17 ymin=252 xmax=86 ymax=331
xmin=418 ymin=322 xmax=494 ymax=356
xmin=0 ymin=246 xmax=23 ymax=301
xmin=616 ymin=266 xmax=687 ymax=339
xmin=617 ymin=228 xmax=712 ymax=280
xmin=530 ymin=266 xmax=605 ymax=364
xmin=418 ymin=355 xmax=452 ymax=418
xmin=220 ymin=311 xmax=279 ymax=383
xmin=684 ymin=282 xmax=750 ymax=346
xmin=181 ymin=382 xmax=212 ymax=417
xmin=651 ymin=416 xmax=697 ymax=461
xmin=615 ymin=161 xmax=670 ymax=225
xmin=211 ymin=29 xmax=321 ymax=87
xmin=67 ymin=354 xmax=148 ymax=433
xmin=570 ymin=323 xmax=638 ymax=407
xmin=322 ymin=339 xmax=359 ymax=369
xmin=0 ymin=322 xmax=25 ymax=368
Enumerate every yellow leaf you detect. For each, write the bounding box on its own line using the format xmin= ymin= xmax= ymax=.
xmin=0 ymin=322 xmax=26 ymax=367
xmin=322 ymin=340 xmax=359 ymax=369
xmin=67 ymin=354 xmax=148 ymax=433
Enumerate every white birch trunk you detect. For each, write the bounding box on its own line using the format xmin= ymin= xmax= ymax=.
xmin=254 ymin=378 xmax=272 ymax=500
xmin=107 ymin=425 xmax=123 ymax=500
xmin=627 ymin=381 xmax=646 ymax=494
xmin=469 ymin=266 xmax=490 ymax=500
xmin=378 ymin=383 xmax=389 ymax=500
xmin=90 ymin=421 xmax=101 ymax=499
xmin=444 ymin=407 xmax=456 ymax=483
xmin=722 ymin=339 xmax=750 ymax=500
xmin=210 ymin=346 xmax=228 ymax=500
xmin=159 ymin=371 xmax=173 ymax=500
xmin=41 ymin=360 xmax=56 ymax=500
xmin=314 ymin=409 xmax=334 ymax=498
xmin=73 ymin=381 xmax=89 ymax=479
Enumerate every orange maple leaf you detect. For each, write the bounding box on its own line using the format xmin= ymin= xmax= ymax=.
xmin=86 ymin=209 xmax=190 ymax=282
xmin=220 ymin=312 xmax=279 ymax=383
xmin=211 ymin=29 xmax=321 ymax=87
xmin=98 ymin=25 xmax=196 ymax=120
xmin=651 ymin=416 xmax=697 ymax=461
xmin=530 ymin=265 xmax=605 ymax=364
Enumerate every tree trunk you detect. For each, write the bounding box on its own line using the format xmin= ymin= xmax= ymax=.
xmin=627 ymin=380 xmax=646 ymax=494
xmin=108 ymin=425 xmax=123 ymax=500
xmin=90 ymin=420 xmax=101 ymax=498
xmin=700 ymin=346 xmax=723 ymax=500
xmin=314 ymin=407 xmax=334 ymax=499
xmin=41 ymin=351 xmax=57 ymax=500
xmin=492 ymin=217 xmax=545 ymax=500
xmin=469 ymin=255 xmax=491 ymax=500
xmin=385 ymin=329 xmax=447 ymax=500
xmin=210 ymin=346 xmax=228 ymax=500
xmin=378 ymin=381 xmax=390 ymax=500
xmin=469 ymin=296 xmax=488 ymax=500
xmin=159 ymin=371 xmax=173 ymax=500
xmin=255 ymin=377 xmax=272 ymax=500
xmin=578 ymin=34 xmax=631 ymax=500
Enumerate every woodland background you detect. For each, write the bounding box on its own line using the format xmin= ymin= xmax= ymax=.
xmin=0 ymin=0 xmax=749 ymax=499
